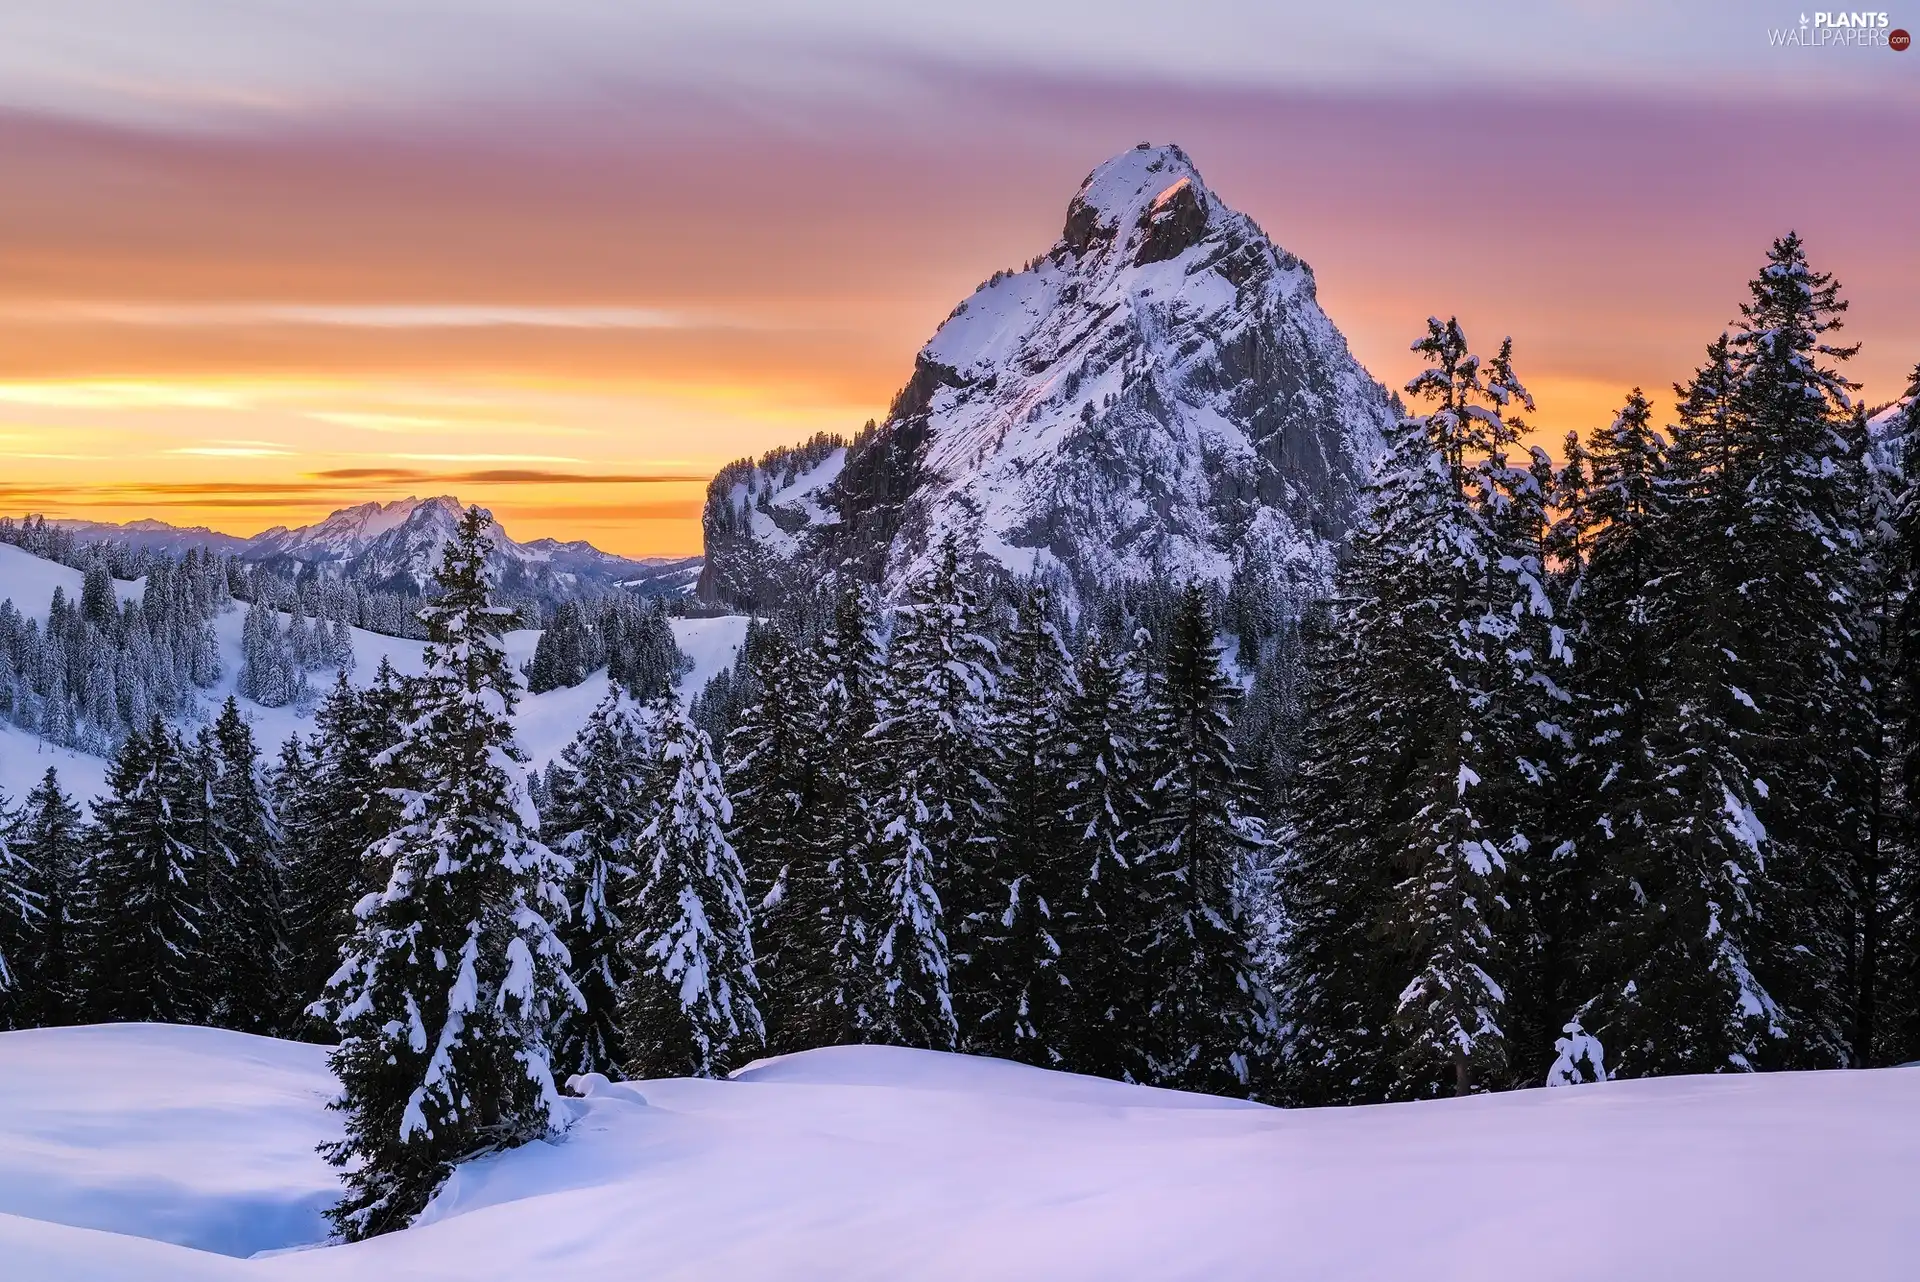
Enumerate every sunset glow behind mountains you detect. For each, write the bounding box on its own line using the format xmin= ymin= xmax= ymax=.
xmin=3 ymin=2 xmax=1915 ymax=555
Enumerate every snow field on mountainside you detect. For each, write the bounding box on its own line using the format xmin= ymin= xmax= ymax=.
xmin=1 ymin=1024 xmax=1917 ymax=1281
xmin=0 ymin=543 xmax=750 ymax=803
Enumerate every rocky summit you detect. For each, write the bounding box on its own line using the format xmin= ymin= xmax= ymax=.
xmin=697 ymin=142 xmax=1398 ymax=610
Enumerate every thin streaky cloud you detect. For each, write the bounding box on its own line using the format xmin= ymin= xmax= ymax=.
xmin=0 ymin=382 xmax=251 ymax=409
xmin=10 ymin=302 xmax=709 ymax=330
xmin=394 ymin=452 xmax=581 ymax=464
xmin=305 ymin=411 xmax=462 ymax=433
xmin=307 ymin=467 xmax=710 ymax=484
xmin=168 ymin=442 xmax=295 ymax=457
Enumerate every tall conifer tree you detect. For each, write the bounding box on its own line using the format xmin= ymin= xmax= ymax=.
xmin=3 ymin=769 xmax=84 ymax=1027
xmin=1277 ymin=320 xmax=1547 ymax=1100
xmin=725 ymin=622 xmax=825 ymax=1053
xmin=810 ymin=582 xmax=889 ymax=1045
xmin=864 ymin=541 xmax=993 ymax=1050
xmin=1057 ymin=630 xmax=1155 ymax=1081
xmin=1875 ymin=367 xmax=1920 ymax=1063
xmin=0 ymin=788 xmax=35 ymax=1029
xmin=203 ymin=697 xmax=287 ymax=1033
xmin=87 ymin=716 xmax=207 ymax=1024
xmin=972 ymin=586 xmax=1074 ymax=1066
xmin=620 ymin=698 xmax=764 ymax=1079
xmin=545 ymin=689 xmax=651 ymax=1080
xmin=1137 ymin=584 xmax=1271 ymax=1095
xmin=316 ymin=507 xmax=579 ymax=1240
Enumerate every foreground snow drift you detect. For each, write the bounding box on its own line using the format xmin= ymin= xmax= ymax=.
xmin=1 ymin=1026 xmax=1916 ymax=1281
xmin=0 ymin=1026 xmax=337 ymax=1258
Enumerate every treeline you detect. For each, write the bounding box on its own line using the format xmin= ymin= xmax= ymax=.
xmin=676 ymin=553 xmax=1272 ymax=1090
xmin=0 ymin=556 xmax=225 ymax=752
xmin=522 ymin=594 xmax=685 ymax=698
xmin=0 ymin=505 xmax=1276 ymax=1239
xmin=0 ymin=512 xmax=539 ymax=648
xmin=1276 ymin=235 xmax=1920 ymax=1101
xmin=0 ymin=700 xmax=283 ymax=1029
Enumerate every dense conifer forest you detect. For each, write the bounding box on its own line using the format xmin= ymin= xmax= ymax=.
xmin=2 ymin=235 xmax=1917 ymax=1235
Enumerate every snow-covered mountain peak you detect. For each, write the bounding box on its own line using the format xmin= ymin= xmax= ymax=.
xmin=698 ymin=142 xmax=1396 ymax=610
xmin=1059 ymin=143 xmax=1215 ymax=265
xmin=293 ymin=496 xmax=466 ymax=550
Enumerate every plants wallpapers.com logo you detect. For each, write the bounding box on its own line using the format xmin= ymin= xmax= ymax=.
xmin=1768 ymin=11 xmax=1910 ymax=47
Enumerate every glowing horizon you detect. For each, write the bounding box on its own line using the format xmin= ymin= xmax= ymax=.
xmin=3 ymin=6 xmax=1915 ymax=557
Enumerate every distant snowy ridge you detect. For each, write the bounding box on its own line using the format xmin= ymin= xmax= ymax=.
xmin=698 ymin=143 xmax=1397 ymax=608
xmin=43 ymin=498 xmax=699 ymax=601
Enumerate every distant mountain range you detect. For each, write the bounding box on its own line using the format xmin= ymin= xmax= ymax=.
xmin=49 ymin=497 xmax=702 ymax=600
xmin=697 ymin=142 xmax=1397 ymax=610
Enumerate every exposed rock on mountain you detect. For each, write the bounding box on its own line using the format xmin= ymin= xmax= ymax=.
xmin=698 ymin=142 xmax=1397 ymax=610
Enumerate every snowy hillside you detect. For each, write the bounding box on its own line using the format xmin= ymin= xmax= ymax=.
xmin=0 ymin=543 xmax=145 ymax=625
xmin=1 ymin=1024 xmax=1916 ymax=1280
xmin=698 ymin=142 xmax=1397 ymax=608
xmin=0 ymin=544 xmax=748 ymax=803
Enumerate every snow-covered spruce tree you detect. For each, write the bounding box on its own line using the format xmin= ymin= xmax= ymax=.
xmin=86 ymin=715 xmax=208 ymax=1024
xmin=1272 ymin=590 xmax=1404 ymax=1105
xmin=201 ymin=697 xmax=288 ymax=1034
xmin=724 ymin=621 xmax=826 ymax=1054
xmin=1560 ymin=337 xmax=1782 ymax=1078
xmin=1873 ymin=366 xmax=1920 ymax=1064
xmin=1483 ymin=434 xmax=1578 ymax=1084
xmin=269 ymin=735 xmax=329 ymax=1036
xmin=1056 ymin=629 xmax=1155 ymax=1081
xmin=865 ymin=538 xmax=996 ymax=1050
xmin=284 ymin=664 xmax=412 ymax=1030
xmin=971 ymin=585 xmax=1075 ymax=1067
xmin=1719 ymin=234 xmax=1869 ymax=1068
xmin=1842 ymin=398 xmax=1903 ymax=1064
xmin=1277 ymin=320 xmax=1547 ymax=1101
xmin=809 ymin=581 xmax=889 ymax=1045
xmin=525 ymin=600 xmax=593 ymax=694
xmin=0 ymin=787 xmax=37 ymax=1029
xmin=619 ymin=696 xmax=764 ymax=1079
xmin=1136 ymin=584 xmax=1272 ymax=1097
xmin=545 ymin=688 xmax=652 ymax=1080
xmin=2 ymin=769 xmax=85 ymax=1027
xmin=1545 ymin=390 xmax=1675 ymax=1081
xmin=1364 ymin=322 xmax=1531 ymax=1099
xmin=315 ymin=506 xmax=579 ymax=1241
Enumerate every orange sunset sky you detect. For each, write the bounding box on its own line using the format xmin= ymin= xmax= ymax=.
xmin=2 ymin=3 xmax=1916 ymax=557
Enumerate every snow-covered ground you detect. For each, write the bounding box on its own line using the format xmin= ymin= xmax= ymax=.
xmin=0 ymin=1026 xmax=337 ymax=1261
xmin=0 ymin=545 xmax=751 ymax=804
xmin=0 ymin=721 xmax=112 ymax=806
xmin=0 ymin=1024 xmax=1915 ymax=1281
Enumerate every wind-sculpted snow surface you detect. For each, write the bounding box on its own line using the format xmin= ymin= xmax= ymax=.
xmin=2 ymin=1025 xmax=1918 ymax=1280
xmin=699 ymin=143 xmax=1396 ymax=609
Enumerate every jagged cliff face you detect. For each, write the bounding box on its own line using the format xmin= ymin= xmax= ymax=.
xmin=698 ymin=143 xmax=1397 ymax=610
